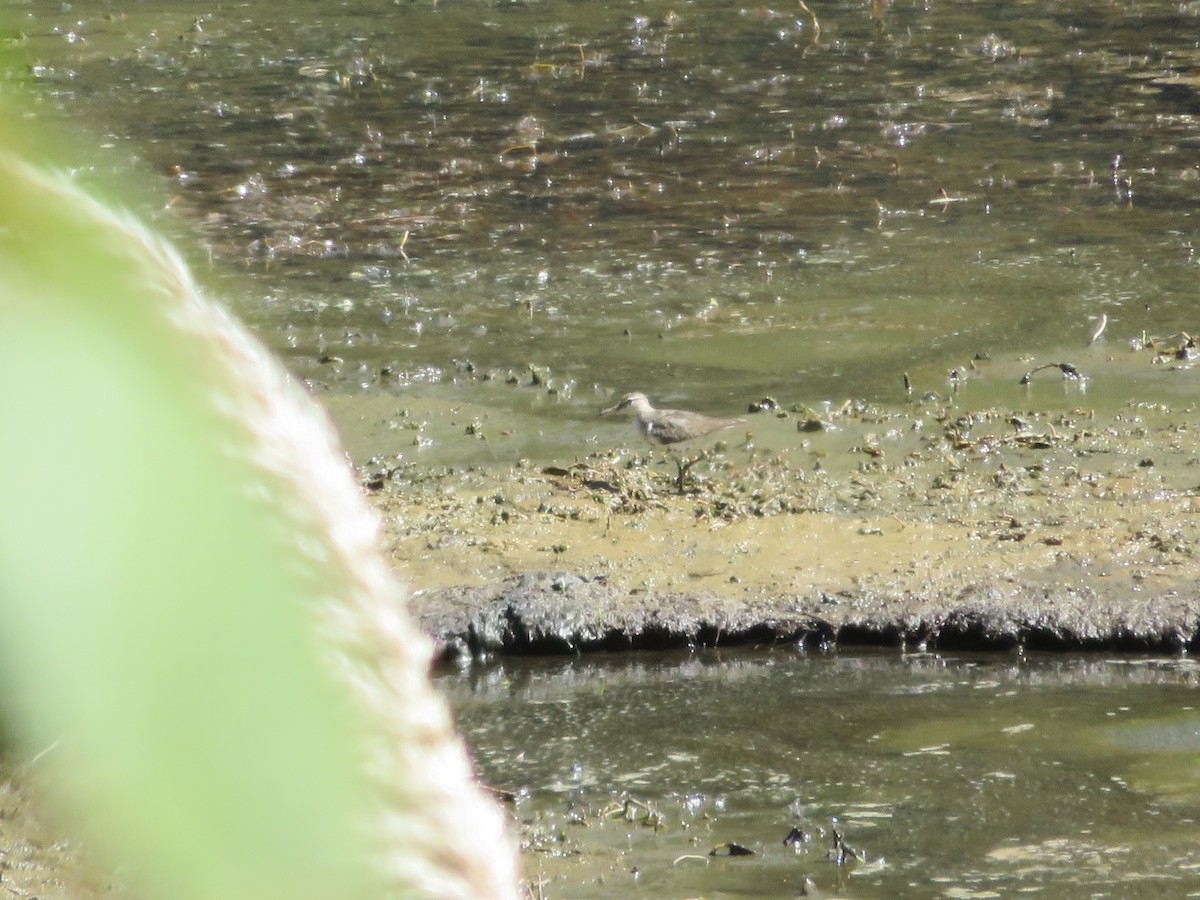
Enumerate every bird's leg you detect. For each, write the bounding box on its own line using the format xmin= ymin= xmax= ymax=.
xmin=673 ymin=452 xmax=703 ymax=493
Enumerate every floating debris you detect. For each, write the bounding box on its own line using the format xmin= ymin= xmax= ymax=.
xmin=1019 ymin=362 xmax=1085 ymax=385
xmin=924 ymin=189 xmax=971 ymax=208
xmin=1174 ymin=332 xmax=1197 ymax=362
xmin=828 ymin=828 xmax=864 ymax=866
xmin=601 ymin=795 xmax=665 ymax=830
xmin=709 ymin=842 xmax=755 ymax=858
xmin=782 ymin=826 xmax=809 ymax=848
xmin=747 ymin=397 xmax=781 ymax=413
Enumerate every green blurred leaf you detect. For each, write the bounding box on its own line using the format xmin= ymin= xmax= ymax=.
xmin=0 ymin=105 xmax=374 ymax=900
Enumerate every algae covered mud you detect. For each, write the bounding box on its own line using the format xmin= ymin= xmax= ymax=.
xmin=385 ymin=390 xmax=1200 ymax=656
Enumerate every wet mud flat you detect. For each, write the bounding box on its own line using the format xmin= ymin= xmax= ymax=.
xmin=365 ymin=385 xmax=1200 ymax=659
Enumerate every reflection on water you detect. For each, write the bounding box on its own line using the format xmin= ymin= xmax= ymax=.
xmin=13 ymin=1 xmax=1200 ymax=467
xmin=442 ymin=651 xmax=1200 ymax=898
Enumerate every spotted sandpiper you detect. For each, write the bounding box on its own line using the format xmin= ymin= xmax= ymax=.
xmin=600 ymin=391 xmax=745 ymax=491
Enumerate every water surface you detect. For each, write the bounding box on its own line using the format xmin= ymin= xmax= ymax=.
xmin=11 ymin=1 xmax=1200 ymax=467
xmin=444 ymin=650 xmax=1200 ymax=898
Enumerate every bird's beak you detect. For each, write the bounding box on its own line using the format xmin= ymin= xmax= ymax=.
xmin=598 ymin=402 xmax=617 ymax=417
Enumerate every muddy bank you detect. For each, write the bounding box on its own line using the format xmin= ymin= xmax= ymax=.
xmin=417 ymin=568 xmax=1197 ymax=659
xmin=360 ymin=390 xmax=1200 ymax=657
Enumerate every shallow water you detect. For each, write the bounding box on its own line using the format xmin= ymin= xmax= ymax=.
xmin=443 ymin=650 xmax=1200 ymax=898
xmin=11 ymin=0 xmax=1200 ymax=467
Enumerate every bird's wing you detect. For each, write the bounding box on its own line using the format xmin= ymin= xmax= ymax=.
xmin=647 ymin=417 xmax=696 ymax=445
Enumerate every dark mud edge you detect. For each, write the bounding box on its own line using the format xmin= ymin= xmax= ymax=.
xmin=415 ymin=572 xmax=1200 ymax=661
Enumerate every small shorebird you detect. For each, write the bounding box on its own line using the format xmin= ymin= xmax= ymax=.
xmin=600 ymin=392 xmax=745 ymax=491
